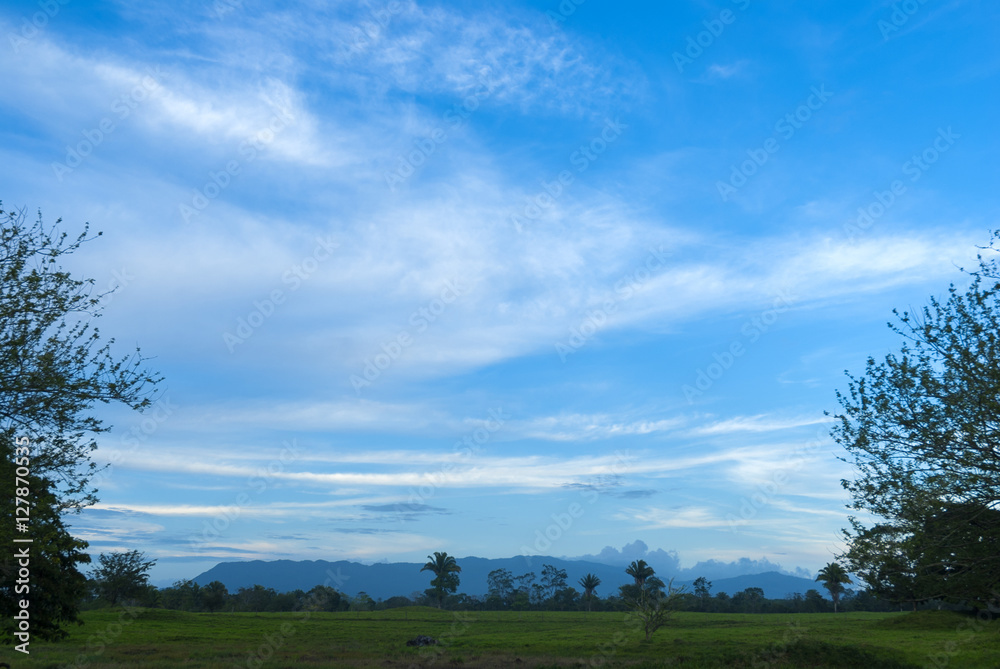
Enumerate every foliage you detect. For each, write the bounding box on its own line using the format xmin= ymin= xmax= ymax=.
xmin=0 ymin=438 xmax=90 ymax=644
xmin=816 ymin=562 xmax=853 ymax=612
xmin=486 ymin=568 xmax=514 ymax=608
xmin=0 ymin=204 xmax=161 ymax=512
xmin=832 ymin=235 xmax=1000 ymax=608
xmin=693 ymin=576 xmax=712 ymax=601
xmin=539 ymin=563 xmax=567 ymax=601
xmin=579 ymin=572 xmax=601 ymax=612
xmin=14 ymin=608 xmax=1000 ymax=668
xmin=619 ymin=560 xmax=685 ymax=641
xmin=420 ymin=551 xmax=461 ymax=608
xmin=91 ymin=550 xmax=156 ymax=606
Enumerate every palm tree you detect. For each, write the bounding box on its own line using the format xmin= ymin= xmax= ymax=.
xmin=420 ymin=551 xmax=462 ymax=608
xmin=579 ymin=573 xmax=601 ymax=612
xmin=816 ymin=562 xmax=853 ymax=612
xmin=626 ymin=559 xmax=655 ymax=587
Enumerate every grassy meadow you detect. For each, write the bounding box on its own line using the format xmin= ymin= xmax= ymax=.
xmin=3 ymin=606 xmax=999 ymax=668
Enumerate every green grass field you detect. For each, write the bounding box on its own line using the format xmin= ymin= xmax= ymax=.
xmin=4 ymin=607 xmax=999 ymax=668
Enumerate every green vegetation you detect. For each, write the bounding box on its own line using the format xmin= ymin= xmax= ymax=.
xmin=832 ymin=231 xmax=1000 ymax=609
xmin=2 ymin=607 xmax=998 ymax=668
xmin=422 ymin=551 xmax=463 ymax=608
xmin=1 ymin=204 xmax=160 ymax=643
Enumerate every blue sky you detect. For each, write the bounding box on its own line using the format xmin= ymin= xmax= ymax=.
xmin=2 ymin=0 xmax=998 ymax=587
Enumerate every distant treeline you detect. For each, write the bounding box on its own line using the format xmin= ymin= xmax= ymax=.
xmin=81 ymin=577 xmax=918 ymax=615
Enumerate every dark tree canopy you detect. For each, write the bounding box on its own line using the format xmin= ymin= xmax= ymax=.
xmin=92 ymin=550 xmax=157 ymax=606
xmin=0 ymin=441 xmax=90 ymax=643
xmin=832 ymin=233 xmax=1000 ymax=608
xmin=420 ymin=551 xmax=461 ymax=608
xmin=1 ymin=204 xmax=161 ymax=511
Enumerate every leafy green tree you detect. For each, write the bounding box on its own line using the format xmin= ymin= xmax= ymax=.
xmin=91 ymin=550 xmax=156 ymax=606
xmin=420 ymin=551 xmax=461 ymax=608
xmin=306 ymin=584 xmax=347 ymax=612
xmin=579 ymin=573 xmax=601 ymax=612
xmin=804 ymin=589 xmax=828 ymax=613
xmin=1 ymin=203 xmax=160 ymax=641
xmin=0 ymin=204 xmax=161 ymax=512
xmin=619 ymin=562 xmax=684 ymax=641
xmin=160 ymin=579 xmax=201 ymax=611
xmin=832 ymin=236 xmax=1000 ymax=608
xmin=1 ymin=440 xmax=90 ymax=643
xmin=733 ymin=587 xmax=765 ymax=613
xmin=202 ymin=580 xmax=228 ymax=613
xmin=693 ymin=576 xmax=712 ymax=610
xmin=625 ymin=559 xmax=655 ymax=589
xmin=235 ymin=584 xmax=278 ymax=612
xmin=540 ymin=564 xmax=567 ymax=601
xmin=487 ymin=568 xmax=514 ymax=608
xmin=815 ymin=562 xmax=852 ymax=612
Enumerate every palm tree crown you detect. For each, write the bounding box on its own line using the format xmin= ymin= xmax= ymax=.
xmin=626 ymin=559 xmax=655 ymax=587
xmin=420 ymin=551 xmax=461 ymax=607
xmin=579 ymin=573 xmax=601 ymax=611
xmin=816 ymin=562 xmax=853 ymax=612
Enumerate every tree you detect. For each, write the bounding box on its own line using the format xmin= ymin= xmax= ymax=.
xmin=804 ymin=589 xmax=829 ymax=613
xmin=487 ymin=568 xmax=514 ymax=608
xmin=619 ymin=562 xmax=685 ymax=641
xmin=732 ymin=587 xmax=765 ymax=613
xmin=540 ymin=564 xmax=567 ymax=601
xmin=306 ymin=584 xmax=347 ymax=612
xmin=625 ymin=559 xmax=655 ymax=589
xmin=832 ymin=235 xmax=1000 ymax=608
xmin=91 ymin=550 xmax=156 ymax=606
xmin=202 ymin=580 xmax=228 ymax=613
xmin=693 ymin=576 xmax=712 ymax=610
xmin=1 ymin=203 xmax=160 ymax=642
xmin=0 ymin=204 xmax=161 ymax=512
xmin=579 ymin=573 xmax=601 ymax=612
xmin=815 ymin=562 xmax=852 ymax=612
xmin=1 ymin=439 xmax=90 ymax=644
xmin=420 ymin=551 xmax=461 ymax=608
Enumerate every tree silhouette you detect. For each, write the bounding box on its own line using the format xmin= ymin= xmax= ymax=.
xmin=815 ymin=562 xmax=852 ymax=612
xmin=626 ymin=559 xmax=655 ymax=587
xmin=420 ymin=551 xmax=461 ymax=608
xmin=579 ymin=573 xmax=601 ymax=612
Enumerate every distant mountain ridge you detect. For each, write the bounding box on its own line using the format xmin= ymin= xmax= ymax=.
xmin=192 ymin=556 xmax=823 ymax=601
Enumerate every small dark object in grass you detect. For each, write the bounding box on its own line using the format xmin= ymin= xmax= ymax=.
xmin=406 ymin=634 xmax=439 ymax=647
